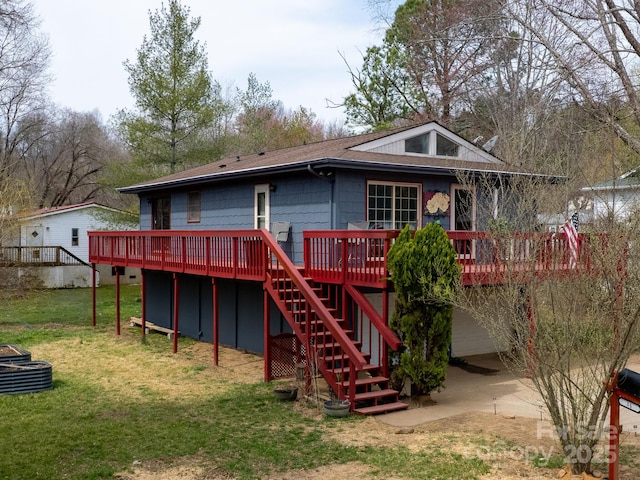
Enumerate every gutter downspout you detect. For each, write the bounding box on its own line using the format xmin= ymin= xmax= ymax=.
xmin=307 ymin=164 xmax=335 ymax=229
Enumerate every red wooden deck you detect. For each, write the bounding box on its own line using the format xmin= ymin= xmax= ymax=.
xmin=88 ymin=229 xmax=589 ymax=287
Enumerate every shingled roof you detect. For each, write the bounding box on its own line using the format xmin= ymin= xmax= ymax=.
xmin=119 ymin=122 xmax=552 ymax=194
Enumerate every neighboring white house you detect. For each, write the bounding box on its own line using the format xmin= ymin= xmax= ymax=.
xmin=3 ymin=202 xmax=140 ymax=287
xmin=582 ymin=167 xmax=640 ymax=222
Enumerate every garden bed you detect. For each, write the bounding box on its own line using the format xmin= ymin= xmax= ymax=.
xmin=0 ymin=361 xmax=53 ymax=394
xmin=0 ymin=344 xmax=31 ymax=363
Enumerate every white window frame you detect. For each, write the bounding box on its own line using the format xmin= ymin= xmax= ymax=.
xmin=254 ymin=184 xmax=270 ymax=229
xmin=366 ymin=181 xmax=422 ymax=230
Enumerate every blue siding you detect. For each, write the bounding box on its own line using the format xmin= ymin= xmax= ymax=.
xmin=145 ymin=271 xmax=173 ymax=329
xmin=144 ymin=272 xmax=272 ymax=354
xmin=269 ymin=174 xmax=332 ymax=264
xmin=138 ymin=170 xmax=472 ymax=261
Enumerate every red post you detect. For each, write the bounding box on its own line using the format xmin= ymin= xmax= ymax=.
xmin=91 ymin=263 xmax=96 ymax=327
xmin=115 ymin=267 xmax=121 ymax=336
xmin=140 ymin=270 xmax=146 ymax=341
xmin=382 ymin=288 xmax=389 ymax=377
xmin=609 ymin=387 xmax=620 ymax=480
xmin=212 ymin=278 xmax=218 ymax=366
xmin=263 ymin=289 xmax=271 ymax=382
xmin=172 ymin=273 xmax=179 ymax=354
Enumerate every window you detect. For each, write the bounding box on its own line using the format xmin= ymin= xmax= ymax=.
xmin=254 ymin=184 xmax=270 ymax=229
xmin=187 ymin=191 xmax=201 ymax=223
xmin=436 ymin=134 xmax=459 ymax=157
xmin=367 ymin=181 xmax=420 ymax=230
xmin=405 ymin=133 xmax=429 ymax=154
xmin=151 ymin=197 xmax=171 ymax=230
xmin=71 ymin=228 xmax=79 ymax=246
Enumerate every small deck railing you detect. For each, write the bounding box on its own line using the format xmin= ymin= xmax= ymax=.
xmin=0 ymin=246 xmax=88 ymax=267
xmin=89 ymin=230 xmax=266 ymax=281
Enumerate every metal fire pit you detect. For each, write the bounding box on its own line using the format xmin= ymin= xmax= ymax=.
xmin=0 ymin=361 xmax=53 ymax=394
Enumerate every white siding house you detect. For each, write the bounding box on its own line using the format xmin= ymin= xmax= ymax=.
xmin=582 ymin=168 xmax=640 ymax=222
xmin=5 ymin=203 xmax=140 ymax=287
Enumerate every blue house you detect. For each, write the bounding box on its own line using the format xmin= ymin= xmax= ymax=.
xmin=89 ymin=121 xmax=569 ymax=414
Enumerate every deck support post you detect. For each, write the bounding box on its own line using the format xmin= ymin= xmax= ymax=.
xmin=382 ymin=288 xmax=390 ymax=377
xmin=263 ymin=288 xmax=271 ymax=382
xmin=172 ymin=273 xmax=179 ymax=354
xmin=212 ymin=278 xmax=218 ymax=366
xmin=91 ymin=263 xmax=96 ymax=327
xmin=115 ymin=267 xmax=121 ymax=336
xmin=140 ymin=270 xmax=146 ymax=342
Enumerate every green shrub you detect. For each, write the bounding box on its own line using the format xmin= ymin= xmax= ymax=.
xmin=388 ymin=224 xmax=461 ymax=395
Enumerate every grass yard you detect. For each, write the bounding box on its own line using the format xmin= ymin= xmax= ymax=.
xmin=0 ymin=286 xmax=492 ymax=480
xmin=3 ymin=287 xmax=638 ymax=479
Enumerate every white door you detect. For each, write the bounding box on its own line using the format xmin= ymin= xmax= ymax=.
xmin=25 ymin=225 xmax=44 ymax=246
xmin=24 ymin=225 xmax=43 ymax=262
xmin=254 ymin=184 xmax=270 ymax=229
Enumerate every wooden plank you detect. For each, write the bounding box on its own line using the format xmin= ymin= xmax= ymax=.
xmin=353 ymin=401 xmax=408 ymax=415
xmin=129 ymin=317 xmax=179 ymax=339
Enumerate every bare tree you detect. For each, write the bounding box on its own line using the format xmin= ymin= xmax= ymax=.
xmin=501 ymin=0 xmax=640 ymax=157
xmin=20 ymin=109 xmax=121 ymax=208
xmin=0 ymin=0 xmax=50 ymax=178
xmin=457 ymin=171 xmax=640 ymax=475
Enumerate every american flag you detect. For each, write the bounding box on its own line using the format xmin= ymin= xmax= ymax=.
xmin=563 ymin=212 xmax=579 ymax=268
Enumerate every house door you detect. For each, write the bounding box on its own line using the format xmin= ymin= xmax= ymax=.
xmin=25 ymin=226 xmax=44 ymax=247
xmin=151 ymin=197 xmax=171 ymax=230
xmin=24 ymin=225 xmax=43 ymax=263
xmin=450 ymin=184 xmax=476 ymax=260
xmin=254 ymin=184 xmax=270 ymax=229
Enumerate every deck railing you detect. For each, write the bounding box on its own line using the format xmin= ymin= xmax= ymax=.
xmin=89 ymin=229 xmax=590 ymax=287
xmin=89 ymin=230 xmax=266 ymax=280
xmin=0 ymin=246 xmax=88 ymax=267
xmin=304 ymin=230 xmax=590 ymax=286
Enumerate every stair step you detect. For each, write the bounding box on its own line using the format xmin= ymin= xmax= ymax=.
xmin=353 ymin=401 xmax=409 ymax=415
xmin=323 ymin=352 xmax=371 ymax=364
xmin=353 ymin=388 xmax=399 ymax=402
xmin=315 ymin=340 xmax=361 ymax=351
xmin=328 ymin=364 xmax=378 ymax=376
xmin=340 ymin=375 xmax=387 ymax=388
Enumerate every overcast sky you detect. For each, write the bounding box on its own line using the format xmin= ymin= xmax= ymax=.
xmin=32 ymin=0 xmax=402 ymax=125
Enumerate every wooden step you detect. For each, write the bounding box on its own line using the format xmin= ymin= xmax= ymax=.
xmin=314 ymin=340 xmax=361 ymax=351
xmin=323 ymin=352 xmax=371 ymax=365
xmin=340 ymin=375 xmax=386 ymax=389
xmin=353 ymin=388 xmax=399 ymax=402
xmin=328 ymin=364 xmax=378 ymax=376
xmin=353 ymin=401 xmax=409 ymax=415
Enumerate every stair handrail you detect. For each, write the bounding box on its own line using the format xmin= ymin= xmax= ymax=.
xmin=344 ymin=284 xmax=401 ymax=351
xmin=260 ymin=229 xmax=367 ymax=370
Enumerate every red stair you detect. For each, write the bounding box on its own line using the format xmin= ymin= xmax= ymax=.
xmin=264 ymin=248 xmax=407 ymax=415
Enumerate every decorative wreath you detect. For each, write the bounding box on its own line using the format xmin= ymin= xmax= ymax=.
xmin=426 ymin=191 xmax=450 ymax=215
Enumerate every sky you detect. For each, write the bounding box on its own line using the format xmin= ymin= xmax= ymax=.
xmin=32 ymin=0 xmax=402 ymax=126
